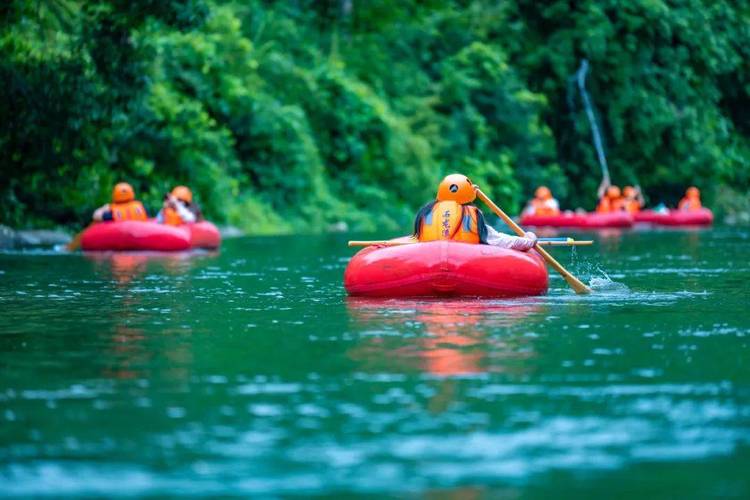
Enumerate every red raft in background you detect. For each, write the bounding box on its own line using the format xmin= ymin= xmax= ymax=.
xmin=520 ymin=211 xmax=633 ymax=229
xmin=81 ymin=220 xmax=221 ymax=251
xmin=344 ymin=241 xmax=548 ymax=298
xmin=633 ymin=208 xmax=713 ymax=226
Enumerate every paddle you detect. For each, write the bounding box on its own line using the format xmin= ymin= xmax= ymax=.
xmin=475 ymin=188 xmax=592 ymax=295
xmin=65 ymin=226 xmax=88 ymax=251
xmin=348 ymin=238 xmax=593 ymax=248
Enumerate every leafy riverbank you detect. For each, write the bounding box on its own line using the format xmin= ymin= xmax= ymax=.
xmin=2 ymin=1 xmax=749 ymax=233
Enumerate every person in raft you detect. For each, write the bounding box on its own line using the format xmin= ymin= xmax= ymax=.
xmin=413 ymin=174 xmax=538 ymax=251
xmin=678 ymin=186 xmax=702 ymax=211
xmin=522 ymin=186 xmax=560 ymax=216
xmin=596 ymin=180 xmax=625 ymax=213
xmin=156 ymin=185 xmax=203 ymax=225
xmin=92 ymin=182 xmax=148 ymax=222
xmin=622 ymin=185 xmax=645 ymax=214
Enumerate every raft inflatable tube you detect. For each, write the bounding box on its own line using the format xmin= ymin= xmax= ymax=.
xmin=187 ymin=221 xmax=222 ymax=249
xmin=520 ymin=211 xmax=633 ymax=229
xmin=344 ymin=241 xmax=548 ymax=298
xmin=81 ymin=220 xmax=221 ymax=251
xmin=634 ymin=208 xmax=713 ymax=226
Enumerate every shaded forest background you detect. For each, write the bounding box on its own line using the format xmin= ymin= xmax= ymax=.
xmin=2 ymin=0 xmax=749 ymax=233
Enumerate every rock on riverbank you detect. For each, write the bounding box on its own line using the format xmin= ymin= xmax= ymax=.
xmin=0 ymin=225 xmax=71 ymax=249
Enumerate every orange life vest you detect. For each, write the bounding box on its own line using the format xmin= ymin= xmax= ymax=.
xmin=162 ymin=206 xmax=183 ymax=226
xmin=530 ymin=198 xmax=560 ymax=216
xmin=597 ymin=196 xmax=625 ymax=213
xmin=678 ymin=197 xmax=702 ymax=211
xmin=110 ymin=201 xmax=147 ymax=221
xmin=623 ymin=199 xmax=642 ymax=214
xmin=417 ymin=201 xmax=480 ymax=244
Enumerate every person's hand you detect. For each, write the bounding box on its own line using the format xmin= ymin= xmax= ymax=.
xmin=524 ymin=231 xmax=538 ymax=244
xmin=92 ymin=204 xmax=109 ymax=221
xmin=597 ymin=178 xmax=609 ymax=199
xmin=164 ymin=195 xmax=178 ymax=209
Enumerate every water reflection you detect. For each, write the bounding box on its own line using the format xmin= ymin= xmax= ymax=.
xmin=83 ymin=252 xmax=211 ymax=385
xmin=347 ymin=298 xmax=544 ymax=377
xmin=85 ymin=251 xmax=215 ymax=284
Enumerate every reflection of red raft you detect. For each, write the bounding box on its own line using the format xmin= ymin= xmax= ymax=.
xmin=520 ymin=211 xmax=633 ymax=228
xmin=344 ymin=241 xmax=548 ymax=298
xmin=81 ymin=221 xmax=221 ymax=251
xmin=633 ymin=208 xmax=713 ymax=226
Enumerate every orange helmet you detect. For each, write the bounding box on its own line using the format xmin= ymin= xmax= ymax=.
xmin=686 ymin=186 xmax=700 ymax=198
xmin=623 ymin=186 xmax=636 ymax=198
xmin=112 ymin=182 xmax=135 ymax=204
xmin=436 ymin=174 xmax=476 ymax=204
xmin=535 ymin=186 xmax=552 ymax=200
xmin=606 ymin=185 xmax=621 ymax=199
xmin=171 ymin=185 xmax=193 ymax=204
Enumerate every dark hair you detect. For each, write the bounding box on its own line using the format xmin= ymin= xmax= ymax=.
xmin=413 ymin=200 xmax=437 ymax=238
xmin=475 ymin=208 xmax=489 ymax=244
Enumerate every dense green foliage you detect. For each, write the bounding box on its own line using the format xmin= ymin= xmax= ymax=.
xmin=2 ymin=0 xmax=749 ymax=231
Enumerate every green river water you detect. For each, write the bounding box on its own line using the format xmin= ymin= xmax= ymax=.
xmin=1 ymin=227 xmax=749 ymax=497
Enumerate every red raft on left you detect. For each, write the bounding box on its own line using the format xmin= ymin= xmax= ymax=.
xmin=344 ymin=241 xmax=548 ymax=298
xmin=80 ymin=220 xmax=221 ymax=251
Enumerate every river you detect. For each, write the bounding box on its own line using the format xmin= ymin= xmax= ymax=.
xmin=1 ymin=227 xmax=749 ymax=496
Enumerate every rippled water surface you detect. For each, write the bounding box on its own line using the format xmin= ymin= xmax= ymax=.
xmin=1 ymin=228 xmax=749 ymax=497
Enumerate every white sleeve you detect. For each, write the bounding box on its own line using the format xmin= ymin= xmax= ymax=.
xmin=175 ymin=202 xmax=196 ymax=223
xmin=485 ymin=225 xmax=537 ymax=251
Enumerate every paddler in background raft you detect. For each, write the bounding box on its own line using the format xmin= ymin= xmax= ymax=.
xmin=622 ymin=185 xmax=645 ymax=214
xmin=596 ymin=184 xmax=625 ymax=213
xmin=413 ymin=174 xmax=538 ymax=251
xmin=92 ymin=182 xmax=148 ymax=222
xmin=678 ymin=187 xmax=703 ymax=211
xmin=522 ymin=186 xmax=560 ymax=217
xmin=156 ymin=186 xmax=203 ymax=225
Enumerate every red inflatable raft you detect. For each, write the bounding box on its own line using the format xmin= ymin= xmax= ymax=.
xmin=344 ymin=241 xmax=548 ymax=298
xmin=633 ymin=208 xmax=713 ymax=226
xmin=520 ymin=211 xmax=633 ymax=229
xmin=81 ymin=221 xmax=221 ymax=251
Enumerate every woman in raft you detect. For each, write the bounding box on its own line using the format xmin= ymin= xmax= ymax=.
xmin=621 ymin=185 xmax=645 ymax=213
xmin=522 ymin=186 xmax=560 ymax=216
xmin=596 ymin=181 xmax=624 ymax=213
xmin=92 ymin=182 xmax=148 ymax=222
xmin=678 ymin=186 xmax=702 ymax=211
xmin=156 ymin=185 xmax=203 ymax=225
xmin=412 ymin=174 xmax=538 ymax=251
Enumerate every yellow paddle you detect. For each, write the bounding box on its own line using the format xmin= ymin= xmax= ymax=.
xmin=475 ymin=188 xmax=591 ymax=294
xmin=348 ymin=239 xmax=593 ymax=247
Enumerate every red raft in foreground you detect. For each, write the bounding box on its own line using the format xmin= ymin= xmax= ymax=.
xmin=520 ymin=211 xmax=633 ymax=229
xmin=344 ymin=241 xmax=548 ymax=298
xmin=81 ymin=220 xmax=221 ymax=251
xmin=633 ymin=208 xmax=713 ymax=226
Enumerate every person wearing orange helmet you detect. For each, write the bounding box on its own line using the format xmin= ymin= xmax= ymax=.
xmin=622 ymin=185 xmax=645 ymax=214
xmin=678 ymin=187 xmax=702 ymax=211
xmin=92 ymin=182 xmax=149 ymax=222
xmin=157 ymin=185 xmax=203 ymax=225
xmin=413 ymin=174 xmax=537 ymax=251
xmin=596 ymin=185 xmax=625 ymax=213
xmin=522 ymin=186 xmax=560 ymax=216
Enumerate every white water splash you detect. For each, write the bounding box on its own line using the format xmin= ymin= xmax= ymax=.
xmin=588 ymin=270 xmax=630 ymax=294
